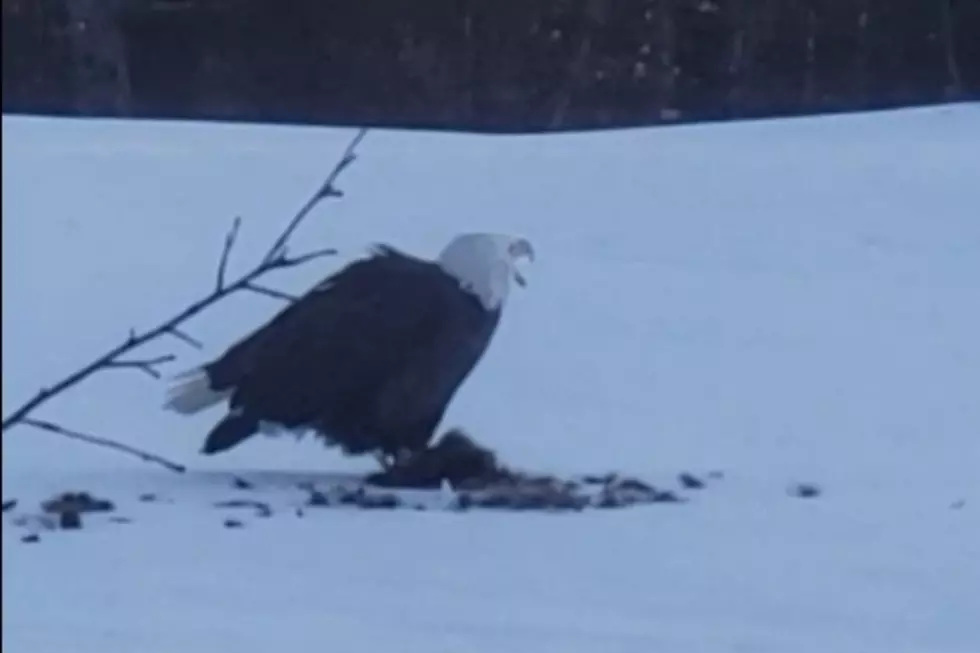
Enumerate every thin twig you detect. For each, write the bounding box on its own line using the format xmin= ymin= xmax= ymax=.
xmin=106 ymin=354 xmax=177 ymax=379
xmin=165 ymin=326 xmax=203 ymax=349
xmin=216 ymin=216 xmax=242 ymax=292
xmin=270 ymin=247 xmax=339 ymax=269
xmin=2 ymin=129 xmax=368 ymax=462
xmin=22 ymin=418 xmax=186 ymax=474
xmin=263 ymin=128 xmax=367 ymax=264
xmin=244 ymin=283 xmax=298 ymax=303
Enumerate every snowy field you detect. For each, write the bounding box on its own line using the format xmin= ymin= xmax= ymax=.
xmin=3 ymin=104 xmax=979 ymax=652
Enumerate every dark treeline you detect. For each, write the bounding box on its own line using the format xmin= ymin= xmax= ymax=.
xmin=3 ymin=0 xmax=978 ymax=133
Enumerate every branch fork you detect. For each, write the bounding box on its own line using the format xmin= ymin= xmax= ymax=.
xmin=2 ymin=128 xmax=369 ymax=472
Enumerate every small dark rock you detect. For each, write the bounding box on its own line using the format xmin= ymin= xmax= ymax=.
xmin=21 ymin=534 xmax=41 ymax=544
xmin=706 ymin=470 xmax=725 ymax=480
xmin=466 ymin=479 xmax=589 ymax=512
xmin=214 ymin=499 xmax=273 ymax=518
xmin=75 ymin=492 xmax=114 ymax=511
xmin=42 ymin=491 xmax=115 ymax=515
xmin=223 ymin=519 xmax=244 ymax=529
xmin=138 ymin=493 xmax=158 ymax=503
xmin=2 ymin=499 xmax=18 ymax=513
xmin=679 ymin=473 xmax=706 ymax=490
xmin=337 ymin=487 xmax=366 ymax=505
xmin=109 ymin=516 xmax=133 ymax=524
xmin=595 ymin=477 xmax=685 ymax=508
xmin=617 ymin=477 xmax=656 ymax=493
xmin=607 ymin=478 xmax=657 ymax=505
xmin=651 ymin=490 xmax=683 ymax=503
xmin=59 ymin=510 xmax=82 ymax=530
xmin=306 ymin=489 xmax=330 ymax=507
xmin=232 ymin=476 xmax=253 ymax=490
xmin=789 ymin=483 xmax=822 ymax=499
xmin=950 ymin=499 xmax=966 ymax=510
xmin=530 ymin=483 xmax=588 ymax=511
xmin=594 ymin=491 xmax=625 ymax=509
xmin=527 ymin=491 xmax=587 ymax=511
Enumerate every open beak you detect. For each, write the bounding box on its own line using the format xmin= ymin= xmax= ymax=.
xmin=509 ymin=238 xmax=534 ymax=289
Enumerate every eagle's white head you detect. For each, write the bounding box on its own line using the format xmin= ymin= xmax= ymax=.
xmin=437 ymin=232 xmax=536 ymax=310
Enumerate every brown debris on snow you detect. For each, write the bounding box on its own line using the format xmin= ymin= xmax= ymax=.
xmin=366 ymin=429 xmax=503 ymax=490
xmin=38 ymin=491 xmax=117 ymax=530
xmin=301 ymin=485 xmax=404 ymax=509
xmin=214 ymin=499 xmax=273 ymax=518
xmin=357 ymin=428 xmax=704 ymax=512
xmin=678 ymin=472 xmax=706 ymax=490
xmin=5 ymin=436 xmax=720 ymax=529
xmin=41 ymin=491 xmax=115 ymax=515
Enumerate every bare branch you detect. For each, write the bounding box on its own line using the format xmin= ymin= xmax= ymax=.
xmin=266 ymin=247 xmax=338 ymax=271
xmin=111 ymin=355 xmax=176 ymax=368
xmin=1 ymin=129 xmax=369 ymax=470
xmin=165 ymin=326 xmax=203 ymax=349
xmin=244 ymin=283 xmax=299 ymax=303
xmin=106 ymin=354 xmax=176 ymax=379
xmin=217 ymin=216 xmax=242 ymax=292
xmin=21 ymin=418 xmax=186 ymax=474
xmin=263 ymin=127 xmax=367 ymax=264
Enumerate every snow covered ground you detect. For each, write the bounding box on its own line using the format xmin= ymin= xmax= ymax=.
xmin=3 ymin=104 xmax=979 ymax=652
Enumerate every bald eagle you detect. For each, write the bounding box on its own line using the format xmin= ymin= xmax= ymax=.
xmin=163 ymin=232 xmax=535 ymax=467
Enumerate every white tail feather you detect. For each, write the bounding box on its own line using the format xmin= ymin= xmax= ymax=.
xmin=163 ymin=367 xmax=230 ymax=415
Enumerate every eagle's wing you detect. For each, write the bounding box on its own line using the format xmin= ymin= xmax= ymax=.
xmin=206 ymin=247 xmax=461 ymax=422
xmin=373 ymin=286 xmax=500 ymax=437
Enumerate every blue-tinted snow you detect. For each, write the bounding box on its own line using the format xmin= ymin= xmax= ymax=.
xmin=3 ymin=105 xmax=979 ymax=652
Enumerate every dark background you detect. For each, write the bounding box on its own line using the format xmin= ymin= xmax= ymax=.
xmin=4 ymin=0 xmax=978 ymax=133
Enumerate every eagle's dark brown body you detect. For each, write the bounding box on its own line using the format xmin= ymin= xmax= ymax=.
xmin=165 ymin=244 xmax=503 ymax=462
